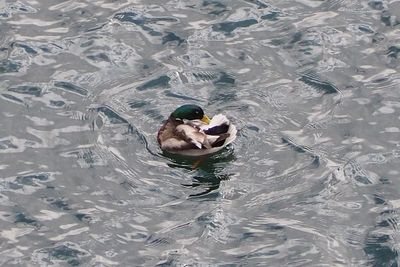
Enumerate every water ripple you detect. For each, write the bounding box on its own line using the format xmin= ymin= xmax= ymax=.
xmin=1 ymin=0 xmax=400 ymax=265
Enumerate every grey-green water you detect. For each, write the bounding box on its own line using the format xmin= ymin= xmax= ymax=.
xmin=1 ymin=0 xmax=400 ymax=266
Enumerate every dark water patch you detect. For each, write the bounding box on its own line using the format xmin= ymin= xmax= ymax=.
xmin=85 ymin=23 xmax=107 ymax=33
xmin=75 ymin=213 xmax=92 ymax=223
xmin=261 ymin=11 xmax=280 ymax=21
xmin=96 ymin=106 xmax=129 ymax=124
xmin=86 ymin=52 xmax=110 ymax=62
xmin=43 ymin=197 xmax=71 ymax=211
xmin=178 ymin=157 xmax=233 ymax=197
xmin=343 ymin=160 xmax=377 ymax=185
xmin=241 ymin=232 xmax=257 ymax=240
xmin=282 ymin=136 xmax=313 ymax=155
xmin=373 ymin=194 xmax=387 ymax=205
xmin=192 ymin=71 xmax=219 ymax=82
xmin=245 ymin=0 xmax=269 ymax=9
xmin=212 ymin=19 xmax=258 ymax=34
xmin=185 ymin=175 xmax=222 ymax=198
xmin=13 ymin=42 xmax=37 ymax=55
xmin=50 ymin=100 xmax=65 ymax=107
xmin=310 ymin=156 xmax=320 ymax=168
xmin=15 ymin=173 xmax=49 ymax=186
xmin=238 ymin=51 xmax=246 ymax=60
xmin=264 ymin=223 xmax=285 ymax=231
xmin=214 ymin=72 xmax=235 ymax=85
xmin=269 ymin=38 xmax=286 ymax=46
xmin=368 ymin=0 xmax=385 ymax=10
xmin=184 ymin=182 xmax=220 ymax=199
xmin=155 ymin=258 xmax=176 ymax=267
xmin=0 ymin=60 xmax=21 ymax=74
xmin=202 ymin=0 xmax=228 ymax=15
xmin=61 ymin=147 xmax=102 ymax=167
xmin=147 ymin=27 xmax=163 ymax=36
xmin=371 ymin=76 xmax=389 ymax=84
xmin=203 ymin=0 xmax=226 ymax=8
xmin=147 ymin=236 xmax=171 ymax=247
xmin=39 ymin=43 xmax=64 ymax=54
xmin=358 ymin=24 xmax=375 ymax=34
xmin=165 ymin=91 xmax=198 ymax=101
xmin=92 ymin=115 xmax=103 ymax=130
xmin=237 ymin=249 xmax=280 ymax=260
xmin=8 ymin=2 xmax=37 ymax=13
xmin=76 ymin=149 xmax=97 ymax=165
xmin=1 ymin=93 xmax=25 ymax=104
xmin=246 ymin=125 xmax=260 ymax=132
xmin=381 ymin=10 xmax=399 ymax=27
xmin=208 ymin=8 xmax=228 ymax=16
xmin=148 ymin=17 xmax=178 ymax=23
xmin=34 ymin=243 xmax=90 ymax=266
xmin=162 ymin=32 xmax=185 ymax=46
xmin=80 ymin=40 xmax=94 ymax=48
xmin=143 ymin=108 xmax=164 ymax=121
xmin=354 ymin=175 xmax=372 ymax=185
xmin=299 ymin=72 xmax=339 ymax=95
xmin=364 ymin=233 xmax=398 ymax=267
xmin=377 ymin=220 xmax=391 ymax=228
xmin=128 ymin=100 xmax=148 ymax=109
xmin=372 ymin=33 xmax=385 ymax=44
xmin=8 ymin=85 xmax=42 ymax=97
xmin=1 ymin=179 xmax=23 ymax=191
xmin=137 ymin=75 xmax=170 ymax=91
xmin=380 ymin=177 xmax=390 ymax=184
xmin=289 ymin=32 xmax=303 ymax=45
xmin=0 ymin=2 xmax=37 ymax=18
xmin=54 ymin=81 xmax=88 ymax=96
xmin=114 ymin=11 xmax=178 ymax=36
xmin=15 ymin=212 xmax=39 ymax=227
xmin=210 ymin=91 xmax=237 ymax=104
xmin=0 ymin=139 xmax=18 ymax=150
xmin=387 ymin=46 xmax=400 ymax=59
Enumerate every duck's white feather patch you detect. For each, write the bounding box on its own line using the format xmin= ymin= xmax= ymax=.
xmin=201 ymin=114 xmax=229 ymax=131
xmin=165 ymin=114 xmax=237 ymax=156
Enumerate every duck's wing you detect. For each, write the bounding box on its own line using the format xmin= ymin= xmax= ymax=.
xmin=201 ymin=114 xmax=230 ymax=135
xmin=175 ymin=123 xmax=231 ymax=149
xmin=204 ymin=133 xmax=230 ymax=148
xmin=175 ymin=124 xmax=207 ymax=149
xmin=160 ymin=138 xmax=196 ymax=151
xmin=159 ymin=120 xmax=199 ymax=151
xmin=201 ymin=114 xmax=236 ymax=147
xmin=161 ymin=115 xmax=237 ymax=154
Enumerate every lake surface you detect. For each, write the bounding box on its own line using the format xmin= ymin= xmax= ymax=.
xmin=1 ymin=0 xmax=400 ymax=265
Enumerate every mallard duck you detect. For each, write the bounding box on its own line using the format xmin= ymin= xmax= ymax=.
xmin=157 ymin=104 xmax=237 ymax=156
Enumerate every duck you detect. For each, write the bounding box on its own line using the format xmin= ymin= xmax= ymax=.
xmin=157 ymin=104 xmax=237 ymax=156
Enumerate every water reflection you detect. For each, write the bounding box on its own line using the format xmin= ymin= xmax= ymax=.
xmin=163 ymin=148 xmax=235 ymax=197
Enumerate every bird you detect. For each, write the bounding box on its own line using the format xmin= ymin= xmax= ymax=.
xmin=157 ymin=104 xmax=237 ymax=156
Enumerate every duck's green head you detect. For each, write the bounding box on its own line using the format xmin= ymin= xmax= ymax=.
xmin=170 ymin=104 xmax=210 ymax=124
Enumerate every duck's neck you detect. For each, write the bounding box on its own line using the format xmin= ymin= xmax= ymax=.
xmin=168 ymin=117 xmax=183 ymax=126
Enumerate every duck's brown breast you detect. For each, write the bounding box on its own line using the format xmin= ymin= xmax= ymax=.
xmin=157 ymin=119 xmax=181 ymax=145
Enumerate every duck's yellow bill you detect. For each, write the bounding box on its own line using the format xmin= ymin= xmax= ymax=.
xmin=201 ymin=115 xmax=211 ymax=124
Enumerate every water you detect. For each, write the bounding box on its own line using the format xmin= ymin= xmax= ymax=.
xmin=1 ymin=0 xmax=400 ymax=265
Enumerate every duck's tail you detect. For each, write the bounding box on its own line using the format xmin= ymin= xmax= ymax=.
xmin=201 ymin=114 xmax=237 ymax=147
